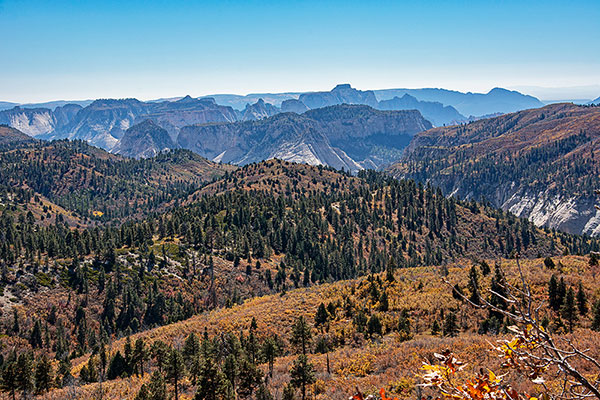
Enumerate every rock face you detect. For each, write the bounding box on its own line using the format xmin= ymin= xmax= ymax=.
xmin=133 ymin=96 xmax=238 ymax=142
xmin=47 ymin=99 xmax=151 ymax=149
xmin=113 ymin=120 xmax=176 ymax=159
xmin=35 ymin=96 xmax=239 ymax=150
xmin=389 ymin=103 xmax=600 ymax=235
xmin=178 ymin=104 xmax=431 ymax=173
xmin=240 ymin=99 xmax=280 ymax=121
xmin=0 ymin=107 xmax=57 ymax=136
xmin=299 ymin=84 xmax=379 ymax=109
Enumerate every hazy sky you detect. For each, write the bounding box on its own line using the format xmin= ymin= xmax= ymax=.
xmin=1 ymin=0 xmax=599 ymax=102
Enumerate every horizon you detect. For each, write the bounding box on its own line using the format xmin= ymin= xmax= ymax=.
xmin=2 ymin=83 xmax=600 ymax=106
xmin=1 ymin=0 xmax=598 ymax=103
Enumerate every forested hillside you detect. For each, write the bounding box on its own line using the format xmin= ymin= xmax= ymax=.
xmin=389 ymin=103 xmax=600 ymax=235
xmin=0 ymin=138 xmax=234 ymax=223
xmin=0 ymin=153 xmax=599 ymax=399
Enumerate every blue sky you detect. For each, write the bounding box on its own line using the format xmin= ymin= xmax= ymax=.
xmin=1 ymin=0 xmax=599 ymax=102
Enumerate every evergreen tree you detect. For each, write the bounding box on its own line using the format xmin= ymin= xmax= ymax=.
xmin=561 ymin=287 xmax=578 ymax=333
xmin=136 ymin=370 xmax=168 ymax=400
xmin=431 ymin=320 xmax=441 ymax=336
xmin=576 ymin=282 xmax=588 ymax=315
xmin=468 ymin=265 xmax=481 ymax=305
xmin=443 ymin=311 xmax=459 ymax=337
xmin=16 ymin=352 xmax=34 ymax=398
xmin=0 ymin=351 xmax=18 ymax=400
xmin=314 ymin=303 xmax=329 ymax=329
xmin=290 ymin=316 xmax=312 ymax=355
xmin=592 ymin=300 xmax=600 ymax=331
xmin=237 ymin=357 xmax=263 ymax=398
xmin=34 ymin=354 xmax=54 ymax=394
xmin=194 ymin=356 xmax=230 ymax=400
xmin=289 ymin=354 xmax=315 ymax=400
xmin=549 ymin=274 xmax=560 ymax=311
xmin=367 ymin=314 xmax=382 ymax=337
xmin=166 ymin=348 xmax=185 ymax=400
xmin=261 ymin=337 xmax=279 ymax=377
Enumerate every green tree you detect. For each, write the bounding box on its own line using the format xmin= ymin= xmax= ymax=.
xmin=289 ymin=354 xmax=315 ymax=400
xmin=194 ymin=356 xmax=231 ymax=400
xmin=592 ymin=300 xmax=600 ymax=331
xmin=34 ymin=354 xmax=54 ymax=394
xmin=314 ymin=303 xmax=328 ymax=330
xmin=443 ymin=311 xmax=459 ymax=337
xmin=576 ymin=282 xmax=588 ymax=315
xmin=136 ymin=370 xmax=168 ymax=400
xmin=16 ymin=352 xmax=34 ymax=398
xmin=166 ymin=348 xmax=185 ymax=400
xmin=0 ymin=351 xmax=18 ymax=400
xmin=367 ymin=314 xmax=382 ymax=337
xmin=261 ymin=337 xmax=279 ymax=378
xmin=561 ymin=287 xmax=578 ymax=333
xmin=468 ymin=265 xmax=481 ymax=305
xmin=290 ymin=316 xmax=312 ymax=355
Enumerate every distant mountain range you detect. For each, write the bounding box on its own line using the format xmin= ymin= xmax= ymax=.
xmin=177 ymin=104 xmax=431 ymax=173
xmin=388 ymin=103 xmax=600 ymax=236
xmin=0 ymin=84 xmax=549 ymax=172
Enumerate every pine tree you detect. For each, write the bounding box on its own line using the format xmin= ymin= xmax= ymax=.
xmin=367 ymin=314 xmax=383 ymax=337
xmin=16 ymin=352 xmax=34 ymax=398
xmin=443 ymin=311 xmax=459 ymax=337
xmin=592 ymin=300 xmax=600 ymax=331
xmin=261 ymin=337 xmax=279 ymax=377
xmin=431 ymin=320 xmax=441 ymax=336
xmin=314 ymin=303 xmax=329 ymax=329
xmin=549 ymin=274 xmax=559 ymax=310
xmin=289 ymin=354 xmax=315 ymax=400
xmin=34 ymin=354 xmax=54 ymax=394
xmin=561 ymin=287 xmax=578 ymax=333
xmin=166 ymin=348 xmax=185 ymax=400
xmin=0 ymin=351 xmax=18 ymax=400
xmin=290 ymin=316 xmax=312 ymax=355
xmin=194 ymin=356 xmax=231 ymax=400
xmin=468 ymin=266 xmax=481 ymax=305
xmin=576 ymin=282 xmax=588 ymax=315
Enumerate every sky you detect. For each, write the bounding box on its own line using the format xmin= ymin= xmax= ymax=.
xmin=1 ymin=0 xmax=599 ymax=103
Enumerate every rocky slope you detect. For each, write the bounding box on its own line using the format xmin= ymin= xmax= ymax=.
xmin=112 ymin=119 xmax=176 ymax=158
xmin=11 ymin=96 xmax=239 ymax=151
xmin=240 ymin=98 xmax=281 ymax=120
xmin=178 ymin=104 xmax=431 ymax=172
xmin=389 ymin=103 xmax=600 ymax=235
xmin=0 ymin=106 xmax=58 ymax=136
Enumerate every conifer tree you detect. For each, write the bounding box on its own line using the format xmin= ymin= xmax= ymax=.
xmin=576 ymin=282 xmax=588 ymax=315
xmin=592 ymin=300 xmax=600 ymax=331
xmin=166 ymin=348 xmax=185 ymax=400
xmin=0 ymin=351 xmax=18 ymax=400
xmin=468 ymin=266 xmax=481 ymax=305
xmin=290 ymin=316 xmax=312 ymax=355
xmin=549 ymin=274 xmax=559 ymax=311
xmin=290 ymin=354 xmax=315 ymax=400
xmin=561 ymin=287 xmax=578 ymax=333
xmin=34 ymin=354 xmax=53 ymax=394
xmin=314 ymin=303 xmax=329 ymax=330
xmin=443 ymin=311 xmax=459 ymax=337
